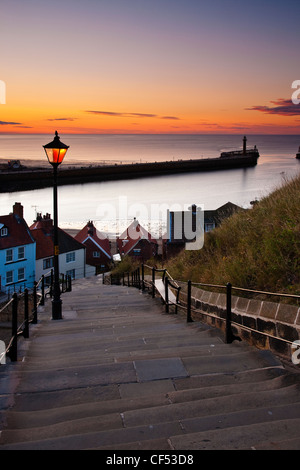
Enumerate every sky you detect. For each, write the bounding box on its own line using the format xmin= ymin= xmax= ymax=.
xmin=1 ymin=0 xmax=300 ymax=135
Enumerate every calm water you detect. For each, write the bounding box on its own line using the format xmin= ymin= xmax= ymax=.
xmin=0 ymin=134 xmax=300 ymax=236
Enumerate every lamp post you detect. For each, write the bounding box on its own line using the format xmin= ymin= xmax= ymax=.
xmin=43 ymin=131 xmax=69 ymax=320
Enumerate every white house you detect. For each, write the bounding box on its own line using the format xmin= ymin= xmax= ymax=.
xmin=30 ymin=213 xmax=94 ymax=283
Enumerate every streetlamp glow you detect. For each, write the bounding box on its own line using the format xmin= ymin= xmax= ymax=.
xmin=43 ymin=131 xmax=69 ymax=320
xmin=43 ymin=130 xmax=69 ymax=166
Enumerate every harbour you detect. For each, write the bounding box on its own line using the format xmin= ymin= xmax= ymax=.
xmin=0 ymin=136 xmax=259 ymax=193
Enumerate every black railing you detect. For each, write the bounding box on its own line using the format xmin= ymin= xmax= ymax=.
xmin=0 ymin=272 xmax=72 ymax=364
xmin=126 ymin=264 xmax=300 ymax=349
xmin=143 ymin=265 xmax=181 ymax=313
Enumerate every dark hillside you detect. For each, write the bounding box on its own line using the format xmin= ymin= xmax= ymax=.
xmin=167 ymin=174 xmax=300 ymax=295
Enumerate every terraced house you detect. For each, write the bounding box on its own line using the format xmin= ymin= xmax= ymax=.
xmin=30 ymin=212 xmax=89 ymax=283
xmin=0 ymin=203 xmax=36 ymax=295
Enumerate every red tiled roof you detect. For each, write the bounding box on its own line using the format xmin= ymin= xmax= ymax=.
xmin=30 ymin=215 xmax=85 ymax=260
xmin=30 ymin=228 xmax=53 ymax=259
xmin=117 ymin=219 xmax=157 ymax=256
xmin=0 ymin=213 xmax=35 ymax=249
xmin=75 ymin=222 xmax=111 ymax=258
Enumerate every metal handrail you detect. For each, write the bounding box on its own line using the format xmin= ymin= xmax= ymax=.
xmin=0 ymin=272 xmax=72 ymax=364
xmin=139 ymin=264 xmax=300 ymax=347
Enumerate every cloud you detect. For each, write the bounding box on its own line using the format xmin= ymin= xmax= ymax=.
xmin=0 ymin=120 xmax=22 ymax=125
xmin=47 ymin=117 xmax=77 ymax=121
xmin=161 ymin=116 xmax=180 ymax=120
xmin=246 ymin=99 xmax=300 ymax=116
xmin=14 ymin=125 xmax=33 ymax=128
xmin=85 ymin=110 xmax=180 ymax=120
xmin=85 ymin=110 xmax=155 ymax=118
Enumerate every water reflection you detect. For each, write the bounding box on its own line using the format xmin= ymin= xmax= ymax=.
xmin=1 ymin=159 xmax=299 ymax=236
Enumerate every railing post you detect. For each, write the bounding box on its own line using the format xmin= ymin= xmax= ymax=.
xmin=122 ymin=272 xmax=125 ymax=286
xmin=225 ymin=282 xmax=241 ymax=343
xmin=10 ymin=293 xmax=18 ymax=362
xmin=32 ymin=281 xmax=38 ymax=324
xmin=141 ymin=264 xmax=145 ymax=291
xmin=225 ymin=282 xmax=232 ymax=343
xmin=40 ymin=275 xmax=45 ymax=306
xmin=187 ymin=280 xmax=193 ymax=322
xmin=152 ymin=267 xmax=155 ymax=298
xmin=23 ymin=288 xmax=29 ymax=339
xmin=127 ymin=272 xmax=130 ymax=287
xmin=50 ymin=269 xmax=54 ymax=297
xmin=165 ymin=276 xmax=169 ymax=313
xmin=67 ymin=274 xmax=72 ymax=292
xmin=137 ymin=267 xmax=141 ymax=289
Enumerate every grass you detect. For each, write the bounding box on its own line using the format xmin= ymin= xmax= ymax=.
xmin=166 ymin=173 xmax=300 ymax=295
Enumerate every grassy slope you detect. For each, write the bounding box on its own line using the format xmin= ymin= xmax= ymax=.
xmin=166 ymin=174 xmax=300 ymax=294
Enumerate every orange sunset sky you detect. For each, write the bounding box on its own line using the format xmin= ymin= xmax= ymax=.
xmin=1 ymin=0 xmax=300 ymax=135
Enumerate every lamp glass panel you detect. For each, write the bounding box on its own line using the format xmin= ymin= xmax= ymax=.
xmin=45 ymin=148 xmax=67 ymax=165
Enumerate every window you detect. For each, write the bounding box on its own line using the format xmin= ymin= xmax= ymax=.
xmin=18 ymin=267 xmax=25 ymax=281
xmin=205 ymin=223 xmax=215 ymax=232
xmin=43 ymin=257 xmax=53 ymax=270
xmin=66 ymin=269 xmax=75 ymax=279
xmin=0 ymin=227 xmax=8 ymax=237
xmin=18 ymin=246 xmax=25 ymax=259
xmin=66 ymin=252 xmax=75 ymax=263
xmin=133 ymin=249 xmax=141 ymax=255
xmin=6 ymin=270 xmax=13 ymax=284
xmin=6 ymin=249 xmax=13 ymax=263
xmin=93 ymin=251 xmax=100 ymax=258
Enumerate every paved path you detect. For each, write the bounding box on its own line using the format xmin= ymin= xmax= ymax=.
xmin=0 ymin=275 xmax=300 ymax=450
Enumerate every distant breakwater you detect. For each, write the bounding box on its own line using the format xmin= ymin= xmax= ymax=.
xmin=0 ymin=154 xmax=258 ymax=193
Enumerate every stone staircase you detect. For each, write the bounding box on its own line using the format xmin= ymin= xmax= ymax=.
xmin=0 ymin=275 xmax=300 ymax=450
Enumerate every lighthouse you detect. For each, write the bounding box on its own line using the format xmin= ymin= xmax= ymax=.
xmin=243 ymin=136 xmax=247 ymax=155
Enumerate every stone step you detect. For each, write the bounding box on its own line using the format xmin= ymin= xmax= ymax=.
xmin=121 ymin=385 xmax=300 ymax=428
xmin=4 ymin=375 xmax=293 ymax=431
xmin=253 ymin=436 xmax=300 ymax=450
xmin=9 ymin=367 xmax=287 ymax=414
xmin=2 ymin=403 xmax=300 ymax=450
xmin=168 ymin=418 xmax=300 ymax=450
xmin=1 ymin=278 xmax=300 ymax=450
xmin=0 ymin=421 xmax=184 ymax=450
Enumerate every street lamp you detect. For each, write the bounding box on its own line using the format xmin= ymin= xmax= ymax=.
xmin=43 ymin=131 xmax=69 ymax=320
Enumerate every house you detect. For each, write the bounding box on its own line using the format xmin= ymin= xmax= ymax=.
xmin=117 ymin=218 xmax=158 ymax=261
xmin=30 ymin=213 xmax=91 ymax=283
xmin=75 ymin=221 xmax=112 ymax=273
xmin=165 ymin=202 xmax=244 ymax=257
xmin=203 ymin=202 xmax=244 ymax=232
xmin=0 ymin=203 xmax=36 ymax=294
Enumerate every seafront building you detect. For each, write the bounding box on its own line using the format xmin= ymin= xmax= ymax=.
xmin=0 ymin=203 xmax=36 ymax=295
xmin=30 ymin=213 xmax=93 ymax=283
xmin=117 ymin=218 xmax=158 ymax=261
xmin=0 ymin=200 xmax=243 ymax=296
xmin=165 ymin=202 xmax=243 ymax=257
xmin=75 ymin=220 xmax=112 ymax=274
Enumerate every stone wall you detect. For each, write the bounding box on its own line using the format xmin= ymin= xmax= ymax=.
xmin=178 ymin=284 xmax=300 ymax=361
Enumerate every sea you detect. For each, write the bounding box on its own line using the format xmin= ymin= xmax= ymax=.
xmin=0 ymin=134 xmax=299 ymax=237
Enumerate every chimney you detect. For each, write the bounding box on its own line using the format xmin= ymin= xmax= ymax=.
xmin=87 ymin=221 xmax=94 ymax=236
xmin=42 ymin=213 xmax=53 ymax=229
xmin=13 ymin=202 xmax=23 ymax=219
